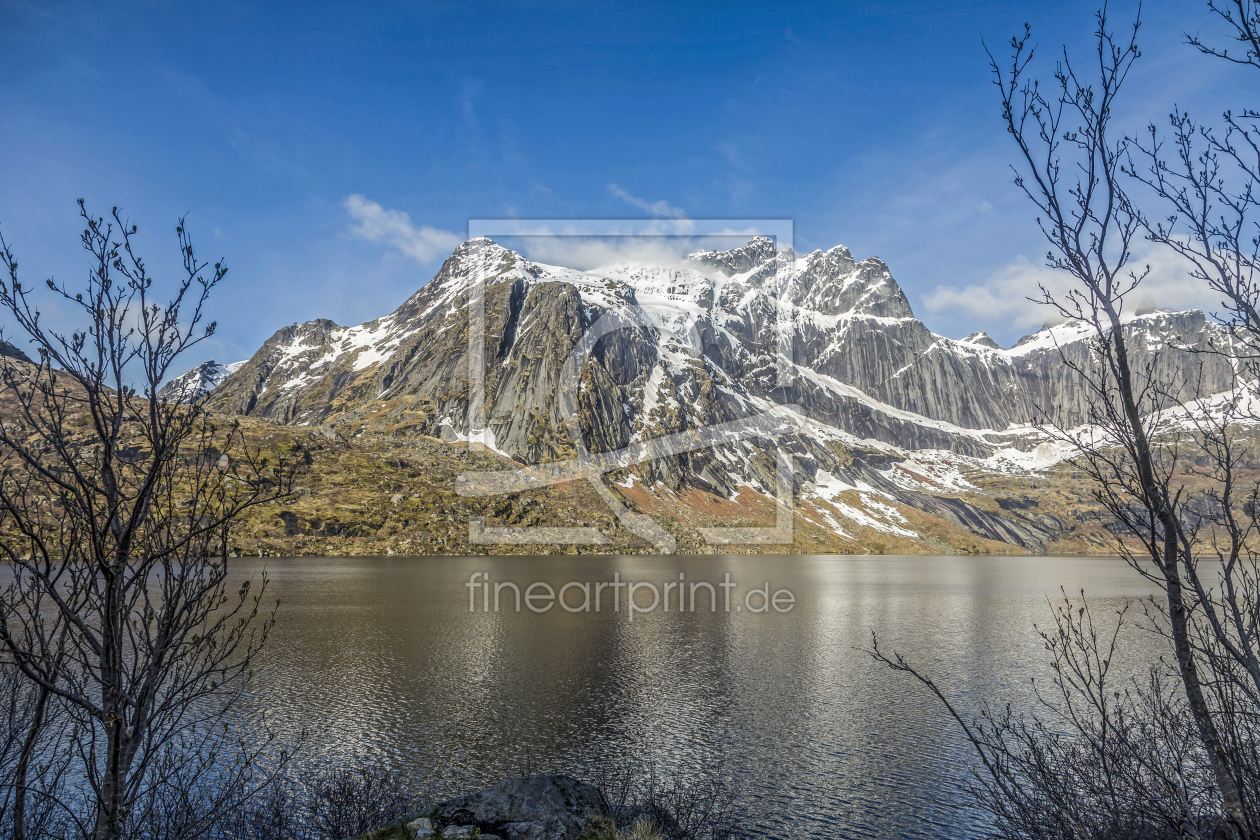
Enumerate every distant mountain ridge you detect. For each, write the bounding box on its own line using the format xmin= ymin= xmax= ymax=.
xmin=158 ymin=359 xmax=245 ymax=404
xmin=185 ymin=236 xmax=1238 ymax=551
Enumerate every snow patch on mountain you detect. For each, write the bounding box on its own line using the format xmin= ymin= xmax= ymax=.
xmin=192 ymin=235 xmax=1249 ymax=551
xmin=810 ymin=471 xmax=916 ymax=537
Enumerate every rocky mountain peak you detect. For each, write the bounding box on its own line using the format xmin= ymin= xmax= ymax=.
xmin=1007 ymin=309 xmax=1220 ymax=358
xmin=684 ymin=236 xmax=779 ymax=276
xmin=678 ymin=237 xmax=910 ymax=318
xmin=192 ymin=236 xmax=1243 ymax=552
xmin=263 ymin=318 xmax=343 ymax=351
xmin=441 ymin=238 xmax=520 ymax=279
xmin=809 ymin=243 xmax=858 ymax=276
xmin=453 ymin=236 xmax=499 ymax=255
xmin=157 ymin=359 xmax=245 ymax=404
xmin=388 ymin=238 xmax=526 ymax=322
xmin=423 ymin=237 xmax=521 ymax=284
xmin=200 ymin=242 xmax=1233 ymax=448
xmin=962 ymin=331 xmax=1001 ymax=349
xmin=785 ymin=249 xmax=913 ymax=319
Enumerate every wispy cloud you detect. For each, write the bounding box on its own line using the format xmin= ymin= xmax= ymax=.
xmin=606 ymin=184 xmax=687 ymax=219
xmin=923 ymin=240 xmax=1224 ymax=336
xmin=522 ymin=237 xmax=696 ymax=271
xmin=344 ymin=195 xmax=463 ymax=262
xmin=483 ymin=223 xmax=760 ymax=273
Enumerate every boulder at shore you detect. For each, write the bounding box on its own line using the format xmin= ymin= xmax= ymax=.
xmin=426 ymin=774 xmax=611 ymax=840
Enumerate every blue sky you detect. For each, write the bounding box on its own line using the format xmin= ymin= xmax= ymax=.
xmin=0 ymin=0 xmax=1247 ymax=371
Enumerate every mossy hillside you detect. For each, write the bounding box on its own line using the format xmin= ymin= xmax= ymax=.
xmin=212 ymin=411 xmax=1122 ymax=557
xmin=4 ymin=370 xmax=1236 ymax=558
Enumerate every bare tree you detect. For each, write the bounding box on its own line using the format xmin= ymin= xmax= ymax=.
xmin=871 ymin=4 xmax=1260 ymax=837
xmin=870 ymin=592 xmax=1259 ymax=840
xmin=0 ymin=656 xmax=73 ymax=840
xmin=1123 ymin=0 xmax=1260 ymax=717
xmin=0 ymin=201 xmax=300 ymax=840
xmin=1125 ymin=0 xmax=1260 ymax=345
xmin=982 ymin=9 xmax=1250 ymax=831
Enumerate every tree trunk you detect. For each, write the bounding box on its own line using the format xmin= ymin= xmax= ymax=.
xmin=1164 ymin=550 xmax=1249 ymax=836
xmin=1111 ymin=320 xmax=1248 ymax=835
xmin=93 ymin=718 xmax=133 ymax=840
xmin=12 ymin=682 xmax=49 ymax=840
xmin=94 ymin=567 xmax=130 ymax=840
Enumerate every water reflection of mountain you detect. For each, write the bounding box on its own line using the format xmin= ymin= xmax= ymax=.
xmin=230 ymin=554 xmax=1158 ymax=839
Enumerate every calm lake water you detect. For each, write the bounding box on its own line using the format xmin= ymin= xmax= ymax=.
xmin=234 ymin=554 xmax=1163 ymax=839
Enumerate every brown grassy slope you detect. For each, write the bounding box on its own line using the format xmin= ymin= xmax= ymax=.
xmin=215 ymin=409 xmax=1119 ymax=557
xmin=3 ymin=362 xmax=1236 ymax=557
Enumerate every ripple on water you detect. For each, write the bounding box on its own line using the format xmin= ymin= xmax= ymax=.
xmin=223 ymin=554 xmax=1160 ymax=839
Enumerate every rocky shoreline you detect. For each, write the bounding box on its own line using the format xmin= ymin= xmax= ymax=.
xmin=362 ymin=775 xmax=637 ymax=840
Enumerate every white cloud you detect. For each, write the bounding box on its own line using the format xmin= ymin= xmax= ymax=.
xmin=521 ymin=237 xmax=699 ymax=271
xmin=343 ymin=195 xmax=463 ymax=263
xmin=606 ymin=184 xmax=688 ymax=219
xmin=490 ymin=224 xmax=763 ymax=273
xmin=923 ymin=239 xmax=1224 ymax=334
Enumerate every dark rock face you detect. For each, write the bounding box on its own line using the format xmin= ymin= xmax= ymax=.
xmin=429 ymin=775 xmax=611 ymax=840
xmin=198 ymin=236 xmax=1236 ymax=550
xmin=0 ymin=339 xmax=33 ymax=365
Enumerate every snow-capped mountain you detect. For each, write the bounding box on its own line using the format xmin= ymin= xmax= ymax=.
xmin=199 ymin=237 xmax=1237 ymax=550
xmin=158 ymin=360 xmax=246 ymax=404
